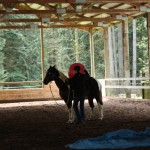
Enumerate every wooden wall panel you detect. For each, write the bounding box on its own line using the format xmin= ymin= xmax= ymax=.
xmin=0 ymin=82 xmax=61 ymax=103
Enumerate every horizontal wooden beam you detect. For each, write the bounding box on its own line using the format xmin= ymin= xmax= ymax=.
xmin=0 ymin=24 xmax=103 ymax=29
xmin=0 ymin=25 xmax=92 ymax=32
xmin=0 ymin=81 xmax=42 ymax=85
xmin=0 ymin=0 xmax=149 ymax=4
xmin=0 ymin=9 xmax=139 ymax=14
xmin=0 ymin=17 xmax=121 ymax=23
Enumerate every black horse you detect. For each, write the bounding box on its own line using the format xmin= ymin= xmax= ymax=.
xmin=43 ymin=65 xmax=103 ymax=123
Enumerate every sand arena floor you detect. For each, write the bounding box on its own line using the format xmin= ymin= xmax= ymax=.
xmin=0 ymin=98 xmax=150 ymax=150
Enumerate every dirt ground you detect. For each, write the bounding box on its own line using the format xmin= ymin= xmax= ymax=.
xmin=0 ymin=98 xmax=150 ymax=150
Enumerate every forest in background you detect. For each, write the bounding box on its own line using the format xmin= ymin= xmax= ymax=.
xmin=0 ymin=15 xmax=148 ymax=92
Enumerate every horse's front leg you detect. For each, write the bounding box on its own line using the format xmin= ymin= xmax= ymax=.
xmin=66 ymin=107 xmax=75 ymax=123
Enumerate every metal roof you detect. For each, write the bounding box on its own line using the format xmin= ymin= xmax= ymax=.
xmin=0 ymin=0 xmax=150 ymax=31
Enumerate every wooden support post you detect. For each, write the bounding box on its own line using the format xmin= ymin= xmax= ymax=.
xmin=108 ymin=27 xmax=115 ymax=78
xmin=112 ymin=26 xmax=118 ymax=78
xmin=109 ymin=27 xmax=116 ymax=96
xmin=104 ymin=27 xmax=110 ymax=96
xmin=89 ymin=28 xmax=95 ymax=77
xmin=132 ymin=19 xmax=137 ymax=86
xmin=104 ymin=28 xmax=110 ymax=78
xmin=40 ymin=23 xmax=45 ymax=87
xmin=123 ymin=20 xmax=131 ymax=97
xmin=148 ymin=13 xmax=150 ymax=77
xmin=118 ymin=23 xmax=124 ymax=78
xmin=142 ymin=13 xmax=150 ymax=99
xmin=123 ymin=20 xmax=130 ymax=78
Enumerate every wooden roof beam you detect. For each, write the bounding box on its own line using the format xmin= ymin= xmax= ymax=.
xmin=0 ymin=24 xmax=101 ymax=29
xmin=0 ymin=0 xmax=150 ymax=4
xmin=0 ymin=9 xmax=139 ymax=14
xmin=0 ymin=17 xmax=122 ymax=22
xmin=90 ymin=3 xmax=125 ymax=18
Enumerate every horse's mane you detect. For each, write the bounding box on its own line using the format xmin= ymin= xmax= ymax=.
xmin=58 ymin=71 xmax=69 ymax=83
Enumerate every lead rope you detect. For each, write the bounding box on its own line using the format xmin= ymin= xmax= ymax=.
xmin=49 ymin=81 xmax=74 ymax=123
xmin=48 ymin=82 xmax=62 ymax=107
xmin=49 ymin=82 xmax=54 ymax=99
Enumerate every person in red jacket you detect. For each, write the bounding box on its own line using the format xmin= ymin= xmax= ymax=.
xmin=70 ymin=65 xmax=86 ymax=124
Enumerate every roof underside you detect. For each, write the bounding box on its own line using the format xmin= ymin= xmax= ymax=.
xmin=0 ymin=0 xmax=150 ymax=31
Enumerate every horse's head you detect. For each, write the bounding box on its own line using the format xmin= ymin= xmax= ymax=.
xmin=43 ymin=65 xmax=59 ymax=85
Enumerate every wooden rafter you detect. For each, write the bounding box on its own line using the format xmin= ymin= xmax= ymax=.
xmin=0 ymin=0 xmax=149 ymax=29
xmin=0 ymin=9 xmax=139 ymax=14
xmin=0 ymin=0 xmax=150 ymax=3
xmin=0 ymin=24 xmax=104 ymax=29
xmin=0 ymin=17 xmax=121 ymax=22
xmin=0 ymin=24 xmax=99 ymax=32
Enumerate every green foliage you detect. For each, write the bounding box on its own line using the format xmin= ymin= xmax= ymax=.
xmin=129 ymin=17 xmax=148 ymax=77
xmin=1 ymin=29 xmax=41 ymax=83
xmin=43 ymin=28 xmax=91 ymax=76
xmin=77 ymin=30 xmax=91 ymax=74
xmin=0 ymin=31 xmax=7 ymax=82
xmin=93 ymin=30 xmax=105 ymax=78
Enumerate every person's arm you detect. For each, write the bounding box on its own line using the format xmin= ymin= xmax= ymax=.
xmin=84 ymin=69 xmax=90 ymax=79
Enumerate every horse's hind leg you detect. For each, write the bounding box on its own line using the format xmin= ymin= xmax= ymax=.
xmin=95 ymin=90 xmax=103 ymax=120
xmin=66 ymin=100 xmax=75 ymax=123
xmin=87 ymin=97 xmax=94 ymax=120
xmin=67 ymin=107 xmax=75 ymax=123
xmin=97 ymin=102 xmax=103 ymax=120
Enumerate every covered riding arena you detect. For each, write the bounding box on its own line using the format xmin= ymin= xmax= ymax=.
xmin=0 ymin=0 xmax=150 ymax=150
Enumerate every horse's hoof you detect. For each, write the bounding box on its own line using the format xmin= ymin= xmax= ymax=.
xmin=66 ymin=120 xmax=74 ymax=124
xmin=99 ymin=117 xmax=103 ymax=120
xmin=66 ymin=121 xmax=71 ymax=124
xmin=87 ymin=118 xmax=91 ymax=120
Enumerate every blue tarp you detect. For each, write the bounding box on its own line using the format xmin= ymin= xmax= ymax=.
xmin=66 ymin=127 xmax=150 ymax=149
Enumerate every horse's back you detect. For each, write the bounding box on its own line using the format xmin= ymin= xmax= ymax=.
xmin=86 ymin=77 xmax=100 ymax=90
xmin=96 ymin=79 xmax=102 ymax=90
xmin=85 ymin=77 xmax=103 ymax=105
